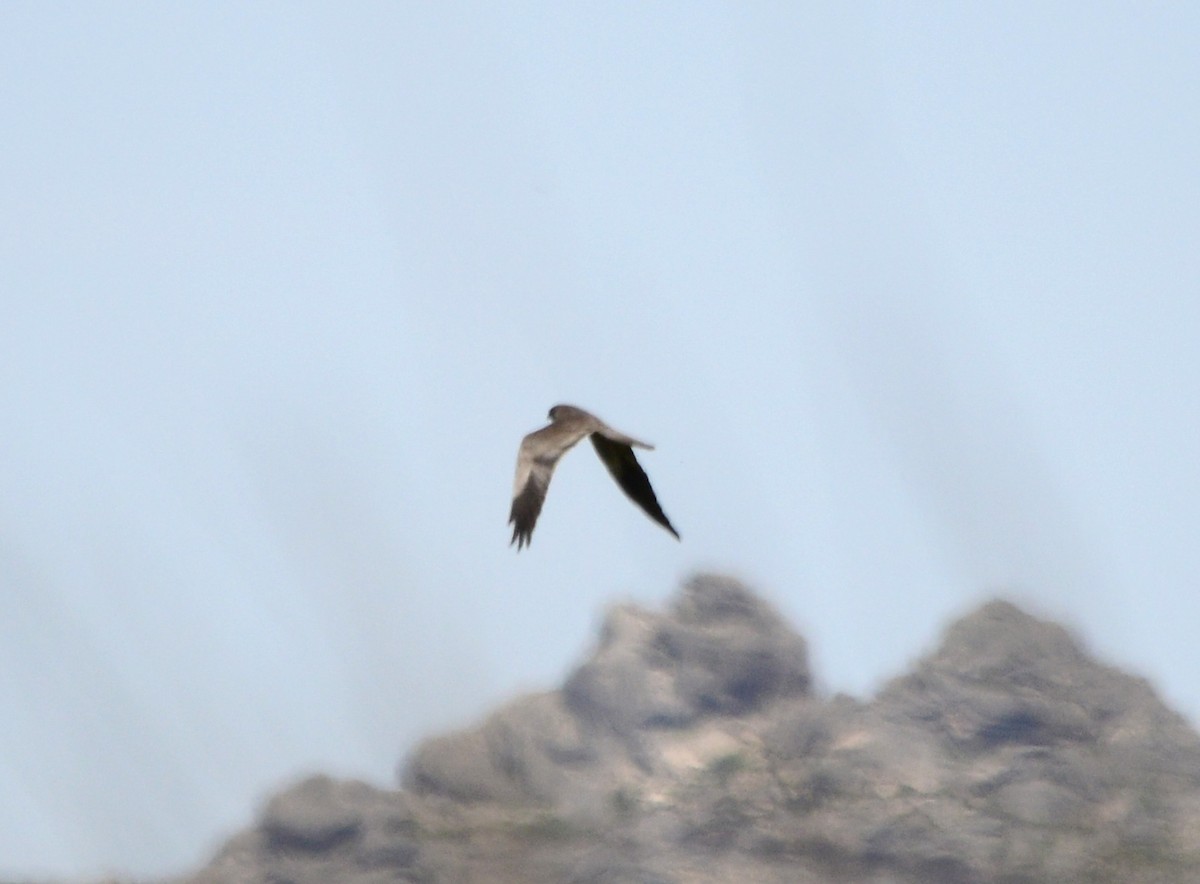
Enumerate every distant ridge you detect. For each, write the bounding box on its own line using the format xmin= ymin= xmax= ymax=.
xmin=174 ymin=575 xmax=1200 ymax=883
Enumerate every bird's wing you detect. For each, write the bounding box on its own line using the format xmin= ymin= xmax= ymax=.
xmin=586 ymin=414 xmax=654 ymax=451
xmin=508 ymin=422 xmax=592 ymax=550
xmin=589 ymin=432 xmax=680 ymax=539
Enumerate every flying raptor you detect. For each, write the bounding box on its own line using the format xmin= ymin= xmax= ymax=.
xmin=509 ymin=404 xmax=680 ymax=550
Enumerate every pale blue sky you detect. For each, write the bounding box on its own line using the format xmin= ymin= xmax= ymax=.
xmin=2 ymin=3 xmax=1198 ymax=878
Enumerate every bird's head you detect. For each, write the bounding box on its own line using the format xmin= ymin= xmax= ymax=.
xmin=548 ymin=403 xmax=586 ymax=422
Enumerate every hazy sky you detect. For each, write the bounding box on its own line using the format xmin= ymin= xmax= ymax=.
xmin=3 ymin=3 xmax=1198 ymax=878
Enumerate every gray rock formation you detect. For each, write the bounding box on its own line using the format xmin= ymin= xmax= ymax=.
xmin=175 ymin=576 xmax=1200 ymax=883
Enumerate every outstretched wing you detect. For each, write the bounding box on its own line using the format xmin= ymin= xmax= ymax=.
xmin=589 ymin=432 xmax=680 ymax=539
xmin=508 ymin=422 xmax=591 ymax=550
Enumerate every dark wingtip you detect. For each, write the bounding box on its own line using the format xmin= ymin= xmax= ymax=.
xmin=509 ymin=481 xmax=544 ymax=552
xmin=509 ymin=520 xmax=532 ymax=551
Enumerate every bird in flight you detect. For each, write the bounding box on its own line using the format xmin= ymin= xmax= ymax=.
xmin=509 ymin=404 xmax=680 ymax=550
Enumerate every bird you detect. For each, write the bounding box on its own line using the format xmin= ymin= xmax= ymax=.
xmin=509 ymin=404 xmax=680 ymax=550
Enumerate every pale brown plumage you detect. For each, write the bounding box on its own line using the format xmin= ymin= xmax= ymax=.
xmin=509 ymin=404 xmax=680 ymax=550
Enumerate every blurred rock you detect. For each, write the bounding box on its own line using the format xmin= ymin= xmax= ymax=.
xmin=564 ymin=575 xmax=810 ymax=732
xmin=170 ymin=575 xmax=1200 ymax=884
xmin=260 ymin=775 xmax=363 ymax=851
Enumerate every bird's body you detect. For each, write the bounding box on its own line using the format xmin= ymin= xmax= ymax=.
xmin=509 ymin=404 xmax=679 ymax=550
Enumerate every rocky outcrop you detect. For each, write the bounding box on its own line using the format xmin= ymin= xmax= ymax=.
xmin=176 ymin=575 xmax=1200 ymax=883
